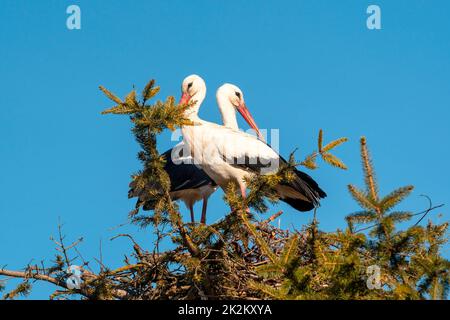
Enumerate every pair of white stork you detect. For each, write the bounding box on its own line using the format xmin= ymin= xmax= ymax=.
xmin=130 ymin=75 xmax=326 ymax=224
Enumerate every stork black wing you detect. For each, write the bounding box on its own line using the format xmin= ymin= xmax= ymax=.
xmin=128 ymin=147 xmax=216 ymax=211
xmin=225 ymin=136 xmax=327 ymax=212
xmin=223 ymin=154 xmax=275 ymax=173
xmin=162 ymin=148 xmax=216 ymax=192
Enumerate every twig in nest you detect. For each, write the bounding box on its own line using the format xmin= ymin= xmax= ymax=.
xmin=261 ymin=211 xmax=283 ymax=226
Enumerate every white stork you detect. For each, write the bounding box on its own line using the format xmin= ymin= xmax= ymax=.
xmin=129 ymin=145 xmax=217 ymax=223
xmin=129 ymin=78 xmax=257 ymax=224
xmin=180 ymin=75 xmax=326 ymax=212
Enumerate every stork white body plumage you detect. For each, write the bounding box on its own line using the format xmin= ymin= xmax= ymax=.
xmin=182 ymin=120 xmax=278 ymax=191
xmin=180 ymin=75 xmax=326 ymax=212
xmin=130 ymin=79 xmax=253 ymax=223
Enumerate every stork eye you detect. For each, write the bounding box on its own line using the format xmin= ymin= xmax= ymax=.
xmin=235 ymin=91 xmax=241 ymax=98
xmin=187 ymin=82 xmax=193 ymax=89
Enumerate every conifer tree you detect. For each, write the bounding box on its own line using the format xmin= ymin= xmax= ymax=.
xmin=0 ymin=78 xmax=447 ymax=300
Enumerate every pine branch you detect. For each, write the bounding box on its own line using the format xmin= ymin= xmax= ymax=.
xmin=322 ymin=137 xmax=348 ymax=153
xmin=360 ymin=137 xmax=379 ymax=202
xmin=346 ymin=211 xmax=378 ymax=224
xmin=348 ymin=185 xmax=378 ymax=211
xmin=387 ymin=211 xmax=413 ymax=223
xmin=0 ymin=267 xmax=127 ymax=299
xmin=380 ymin=186 xmax=414 ymax=212
xmin=318 ymin=129 xmax=323 ymax=152
xmin=142 ymin=79 xmax=160 ymax=102
xmin=239 ymin=210 xmax=277 ymax=264
xmin=300 ymin=153 xmax=318 ymax=170
xmin=99 ymin=85 xmax=122 ymax=104
xmin=280 ymin=234 xmax=299 ymax=265
xmin=299 ymin=130 xmax=348 ymax=170
xmin=321 ymin=152 xmax=347 ymax=170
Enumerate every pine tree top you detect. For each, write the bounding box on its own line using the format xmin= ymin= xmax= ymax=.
xmin=0 ymin=79 xmax=447 ymax=300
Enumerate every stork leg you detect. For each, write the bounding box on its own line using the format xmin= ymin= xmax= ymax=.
xmin=240 ymin=184 xmax=251 ymax=213
xmin=200 ymin=198 xmax=208 ymax=224
xmin=229 ymin=184 xmax=251 ymax=213
xmin=189 ymin=204 xmax=195 ymax=223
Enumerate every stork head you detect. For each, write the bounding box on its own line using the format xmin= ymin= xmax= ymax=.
xmin=217 ymin=83 xmax=264 ymax=141
xmin=217 ymin=83 xmax=245 ymax=109
xmin=180 ymin=74 xmax=206 ymax=105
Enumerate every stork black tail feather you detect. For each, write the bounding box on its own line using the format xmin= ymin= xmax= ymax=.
xmin=279 ymin=167 xmax=327 ymax=212
xmin=294 ymin=168 xmax=327 ymax=199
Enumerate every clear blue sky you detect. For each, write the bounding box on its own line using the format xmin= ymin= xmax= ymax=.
xmin=1 ymin=0 xmax=449 ymax=299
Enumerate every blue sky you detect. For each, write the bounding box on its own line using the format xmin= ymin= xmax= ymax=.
xmin=0 ymin=0 xmax=449 ymax=299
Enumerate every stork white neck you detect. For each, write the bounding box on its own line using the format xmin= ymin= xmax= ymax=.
xmin=216 ymin=90 xmax=239 ymax=130
xmin=184 ymin=87 xmax=206 ymax=121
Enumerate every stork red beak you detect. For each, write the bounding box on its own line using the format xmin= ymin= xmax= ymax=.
xmin=179 ymin=92 xmax=191 ymax=104
xmin=237 ymin=103 xmax=265 ymax=141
